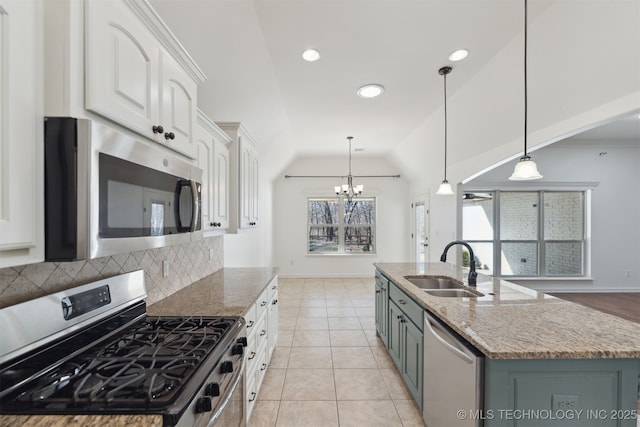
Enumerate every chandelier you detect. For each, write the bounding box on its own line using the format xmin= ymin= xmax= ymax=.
xmin=334 ymin=136 xmax=363 ymax=201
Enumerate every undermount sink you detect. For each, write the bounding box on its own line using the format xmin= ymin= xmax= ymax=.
xmin=404 ymin=276 xmax=464 ymax=290
xmin=404 ymin=275 xmax=484 ymax=298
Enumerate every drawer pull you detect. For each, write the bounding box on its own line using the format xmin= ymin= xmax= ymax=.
xmin=248 ymin=351 xmax=256 ymax=360
xmin=261 ymin=301 xmax=267 ymax=307
xmin=260 ymin=330 xmax=266 ymax=336
xmin=272 ymin=299 xmax=278 ymax=305
xmin=248 ymin=392 xmax=256 ymax=402
xmin=246 ymin=320 xmax=254 ymax=328
xmin=398 ymin=299 xmax=407 ymax=305
xmin=271 ymin=285 xmax=277 ymax=290
xmin=261 ymin=363 xmax=267 ymax=371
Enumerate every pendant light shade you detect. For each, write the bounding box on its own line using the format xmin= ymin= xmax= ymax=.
xmin=509 ymin=156 xmax=542 ymax=180
xmin=509 ymin=0 xmax=542 ymax=181
xmin=436 ymin=180 xmax=455 ymax=195
xmin=436 ymin=66 xmax=454 ymax=196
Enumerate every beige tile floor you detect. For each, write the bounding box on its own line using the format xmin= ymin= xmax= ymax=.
xmin=248 ymin=277 xmax=424 ymax=427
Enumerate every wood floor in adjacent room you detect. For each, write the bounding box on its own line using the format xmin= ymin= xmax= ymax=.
xmin=549 ymin=292 xmax=640 ymax=324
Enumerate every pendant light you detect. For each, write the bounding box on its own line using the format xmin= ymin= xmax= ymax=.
xmin=509 ymin=0 xmax=543 ymax=180
xmin=436 ymin=66 xmax=455 ymax=195
xmin=334 ymin=136 xmax=364 ymax=201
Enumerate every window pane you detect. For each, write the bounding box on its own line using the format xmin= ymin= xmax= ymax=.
xmin=463 ymin=242 xmax=494 ymax=275
xmin=344 ymin=226 xmax=374 ymax=252
xmin=345 ymin=199 xmax=375 ymax=225
xmin=500 ymin=242 xmax=538 ymax=276
xmin=500 ymin=192 xmax=538 ymax=240
xmin=544 ymin=192 xmax=583 ymax=240
xmin=462 ymin=193 xmax=494 ymax=240
xmin=545 ymin=242 xmax=583 ymax=275
xmin=308 ymin=226 xmax=338 ymax=252
xmin=308 ymin=199 xmax=338 ymax=225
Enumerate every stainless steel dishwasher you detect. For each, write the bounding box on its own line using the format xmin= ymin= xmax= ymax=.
xmin=423 ymin=311 xmax=484 ymax=427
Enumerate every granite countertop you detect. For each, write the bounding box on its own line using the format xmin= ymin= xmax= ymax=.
xmin=147 ymin=267 xmax=279 ymax=317
xmin=0 ymin=268 xmax=278 ymax=427
xmin=375 ymin=262 xmax=640 ymax=360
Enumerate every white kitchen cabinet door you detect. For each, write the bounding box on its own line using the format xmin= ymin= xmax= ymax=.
xmin=0 ymin=0 xmax=44 ymax=268
xmin=195 ymin=129 xmax=214 ymax=233
xmin=159 ymin=53 xmax=197 ymax=159
xmin=197 ymin=111 xmax=231 ymax=234
xmin=85 ymin=0 xmax=159 ymax=138
xmin=212 ymin=138 xmax=230 ymax=230
xmin=85 ymin=0 xmax=202 ymax=160
xmin=239 ymin=137 xmax=259 ymax=228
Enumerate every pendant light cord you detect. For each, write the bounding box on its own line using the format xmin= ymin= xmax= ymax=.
xmin=523 ymin=0 xmax=528 ymax=157
xmin=443 ymin=71 xmax=448 ymax=180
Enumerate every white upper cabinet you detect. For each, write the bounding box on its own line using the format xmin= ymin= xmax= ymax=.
xmin=84 ymin=0 xmax=204 ymax=159
xmin=0 ymin=0 xmax=44 ymax=268
xmin=217 ymin=122 xmax=261 ymax=232
xmin=196 ymin=111 xmax=231 ymax=234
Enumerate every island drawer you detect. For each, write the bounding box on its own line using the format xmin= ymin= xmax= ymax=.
xmin=389 ymin=281 xmax=423 ymax=330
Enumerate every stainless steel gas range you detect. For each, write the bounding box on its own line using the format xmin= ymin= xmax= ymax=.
xmin=0 ymin=270 xmax=246 ymax=427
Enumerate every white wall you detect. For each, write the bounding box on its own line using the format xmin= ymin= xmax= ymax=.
xmin=224 ymin=177 xmax=274 ymax=268
xmin=390 ymin=0 xmax=640 ymax=264
xmin=272 ymin=156 xmax=410 ymax=277
xmin=468 ymin=140 xmax=640 ymax=292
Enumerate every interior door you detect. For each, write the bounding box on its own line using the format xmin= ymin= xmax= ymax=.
xmin=413 ymin=194 xmax=430 ymax=263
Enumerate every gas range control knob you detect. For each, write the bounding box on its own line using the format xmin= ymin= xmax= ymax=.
xmin=195 ymin=397 xmax=212 ymax=413
xmin=205 ymin=383 xmax=220 ymax=397
xmin=232 ymin=344 xmax=244 ymax=356
xmin=236 ymin=337 xmax=248 ymax=347
xmin=220 ymin=360 xmax=234 ymax=374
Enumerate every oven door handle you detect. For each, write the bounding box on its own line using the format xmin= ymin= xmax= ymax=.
xmin=207 ymin=364 xmax=244 ymax=427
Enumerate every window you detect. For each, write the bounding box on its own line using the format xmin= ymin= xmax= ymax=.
xmin=308 ymin=197 xmax=376 ymax=254
xmin=462 ymin=191 xmax=587 ymax=277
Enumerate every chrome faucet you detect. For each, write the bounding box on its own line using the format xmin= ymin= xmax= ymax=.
xmin=440 ymin=241 xmax=477 ymax=286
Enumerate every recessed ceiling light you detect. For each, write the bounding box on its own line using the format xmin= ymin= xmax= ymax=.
xmin=302 ymin=49 xmax=320 ymax=62
xmin=448 ymin=49 xmax=469 ymax=62
xmin=357 ymin=84 xmax=384 ymax=99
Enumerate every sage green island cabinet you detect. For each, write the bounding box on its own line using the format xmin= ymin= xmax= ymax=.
xmin=374 ymin=263 xmax=640 ymax=427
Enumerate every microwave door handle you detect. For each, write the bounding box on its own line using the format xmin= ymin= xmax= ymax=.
xmin=190 ymin=180 xmax=199 ymax=232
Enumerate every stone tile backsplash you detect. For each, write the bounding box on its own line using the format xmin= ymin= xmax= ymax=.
xmin=0 ymin=236 xmax=223 ymax=309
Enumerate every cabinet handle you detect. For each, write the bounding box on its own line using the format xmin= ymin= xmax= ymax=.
xmin=397 ymin=315 xmax=402 ymax=320
xmin=375 ymin=290 xmax=381 ymax=294
xmin=272 ymin=299 xmax=278 ymax=305
xmin=261 ymin=301 xmax=267 ymax=307
xmin=261 ymin=363 xmax=267 ymax=371
xmin=210 ymin=222 xmax=221 ymax=227
xmin=248 ymin=351 xmax=256 ymax=360
xmin=248 ymin=392 xmax=256 ymax=402
xmin=247 ymin=320 xmax=254 ymax=328
xmin=398 ymin=299 xmax=407 ymax=305
xmin=152 ymin=125 xmax=164 ymax=134
xmin=271 ymin=285 xmax=277 ymax=290
xmin=164 ymin=131 xmax=175 ymax=140
xmin=260 ymin=330 xmax=266 ymax=336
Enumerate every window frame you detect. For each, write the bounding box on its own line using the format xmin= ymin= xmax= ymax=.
xmin=307 ymin=196 xmax=377 ymax=255
xmin=462 ymin=189 xmax=589 ymax=278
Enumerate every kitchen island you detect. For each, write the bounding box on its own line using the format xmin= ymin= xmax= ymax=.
xmin=375 ymin=262 xmax=640 ymax=427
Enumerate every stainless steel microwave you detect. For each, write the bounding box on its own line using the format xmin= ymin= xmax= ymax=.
xmin=44 ymin=117 xmax=202 ymax=261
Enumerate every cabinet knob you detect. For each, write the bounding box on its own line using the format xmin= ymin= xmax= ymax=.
xmin=248 ymin=392 xmax=257 ymax=402
xmin=152 ymin=125 xmax=164 ymax=134
xmin=165 ymin=132 xmax=175 ymax=140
